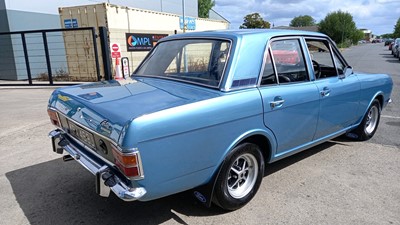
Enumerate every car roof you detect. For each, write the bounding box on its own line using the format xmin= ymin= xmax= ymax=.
xmin=161 ymin=29 xmax=327 ymax=41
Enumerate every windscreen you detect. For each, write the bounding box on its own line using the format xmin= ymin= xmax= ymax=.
xmin=135 ymin=39 xmax=231 ymax=88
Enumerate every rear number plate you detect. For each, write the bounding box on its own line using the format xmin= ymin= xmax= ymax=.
xmin=68 ymin=121 xmax=96 ymax=149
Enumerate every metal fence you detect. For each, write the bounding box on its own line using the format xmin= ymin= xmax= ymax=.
xmin=0 ymin=27 xmax=107 ymax=86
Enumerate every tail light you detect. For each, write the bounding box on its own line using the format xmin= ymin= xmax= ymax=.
xmin=111 ymin=144 xmax=143 ymax=179
xmin=47 ymin=108 xmax=60 ymax=127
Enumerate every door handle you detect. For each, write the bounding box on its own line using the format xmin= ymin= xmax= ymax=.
xmin=320 ymin=87 xmax=331 ymax=97
xmin=270 ymin=96 xmax=285 ymax=108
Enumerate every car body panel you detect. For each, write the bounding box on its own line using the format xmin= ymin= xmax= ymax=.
xmin=313 ymin=74 xmax=361 ymax=139
xmin=259 ymin=82 xmax=320 ymax=154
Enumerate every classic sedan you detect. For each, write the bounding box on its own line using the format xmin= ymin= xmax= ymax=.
xmin=48 ymin=29 xmax=393 ymax=211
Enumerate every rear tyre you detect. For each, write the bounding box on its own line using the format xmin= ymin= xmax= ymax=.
xmin=213 ymin=143 xmax=264 ymax=211
xmin=353 ymin=99 xmax=381 ymax=141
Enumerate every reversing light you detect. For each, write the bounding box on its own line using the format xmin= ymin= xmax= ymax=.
xmin=47 ymin=109 xmax=60 ymax=127
xmin=111 ymin=145 xmax=142 ymax=179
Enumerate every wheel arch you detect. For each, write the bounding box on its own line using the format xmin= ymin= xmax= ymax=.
xmin=226 ymin=129 xmax=276 ymax=165
xmin=235 ymin=134 xmax=273 ymax=164
xmin=374 ymin=93 xmax=384 ymax=109
xmin=368 ymin=92 xmax=384 ymax=111
xmin=192 ymin=129 xmax=276 ymax=207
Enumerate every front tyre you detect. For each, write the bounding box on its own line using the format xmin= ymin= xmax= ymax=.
xmin=213 ymin=143 xmax=264 ymax=211
xmin=354 ymin=99 xmax=381 ymax=141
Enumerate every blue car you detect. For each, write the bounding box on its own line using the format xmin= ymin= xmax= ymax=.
xmin=48 ymin=29 xmax=393 ymax=210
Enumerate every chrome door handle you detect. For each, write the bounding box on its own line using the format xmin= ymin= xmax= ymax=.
xmin=270 ymin=99 xmax=285 ymax=108
xmin=320 ymin=87 xmax=331 ymax=97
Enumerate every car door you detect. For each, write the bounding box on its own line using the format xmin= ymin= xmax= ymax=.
xmin=258 ymin=38 xmax=320 ymax=156
xmin=304 ymin=38 xmax=360 ymax=140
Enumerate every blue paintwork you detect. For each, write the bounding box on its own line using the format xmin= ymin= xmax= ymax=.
xmin=48 ymin=29 xmax=393 ymax=201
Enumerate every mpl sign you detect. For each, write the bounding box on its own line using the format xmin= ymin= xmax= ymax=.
xmin=125 ymin=33 xmax=168 ymax=52
xmin=110 ymin=43 xmax=121 ymax=58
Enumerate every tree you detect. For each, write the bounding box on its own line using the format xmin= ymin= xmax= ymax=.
xmin=393 ymin=17 xmax=400 ymax=38
xmin=381 ymin=33 xmax=394 ymax=39
xmin=319 ymin=10 xmax=361 ymax=46
xmin=198 ymin=0 xmax=215 ymax=18
xmin=353 ymin=29 xmax=365 ymax=43
xmin=239 ymin=13 xmax=270 ymax=29
xmin=289 ymin=15 xmax=316 ymax=27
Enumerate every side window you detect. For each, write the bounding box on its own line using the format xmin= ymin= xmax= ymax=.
xmin=305 ymin=39 xmax=346 ymax=79
xmin=332 ymin=51 xmax=346 ymax=75
xmin=270 ymin=39 xmax=308 ymax=84
xmin=261 ymin=50 xmax=277 ymax=85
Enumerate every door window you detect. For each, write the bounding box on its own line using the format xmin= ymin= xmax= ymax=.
xmin=305 ymin=39 xmax=346 ymax=79
xmin=261 ymin=39 xmax=308 ymax=85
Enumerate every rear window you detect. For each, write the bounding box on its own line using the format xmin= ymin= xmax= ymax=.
xmin=135 ymin=39 xmax=231 ymax=88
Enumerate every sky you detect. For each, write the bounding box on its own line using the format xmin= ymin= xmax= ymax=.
xmin=4 ymin=0 xmax=400 ymax=35
xmin=214 ymin=0 xmax=400 ymax=35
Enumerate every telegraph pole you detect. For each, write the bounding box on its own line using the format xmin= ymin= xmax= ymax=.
xmin=182 ymin=0 xmax=186 ymax=33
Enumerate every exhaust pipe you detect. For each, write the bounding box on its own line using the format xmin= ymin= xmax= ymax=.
xmin=63 ymin=155 xmax=74 ymax=162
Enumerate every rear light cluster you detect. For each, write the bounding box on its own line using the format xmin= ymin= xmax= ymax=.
xmin=47 ymin=108 xmax=60 ymax=127
xmin=111 ymin=144 xmax=143 ymax=179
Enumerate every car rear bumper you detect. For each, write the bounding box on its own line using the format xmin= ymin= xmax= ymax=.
xmin=48 ymin=129 xmax=146 ymax=201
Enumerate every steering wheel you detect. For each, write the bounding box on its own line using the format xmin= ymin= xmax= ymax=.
xmin=312 ymin=60 xmax=321 ymax=79
xmin=278 ymin=74 xmax=291 ymax=83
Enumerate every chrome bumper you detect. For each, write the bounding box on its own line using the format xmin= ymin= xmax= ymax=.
xmin=49 ymin=129 xmax=146 ymax=201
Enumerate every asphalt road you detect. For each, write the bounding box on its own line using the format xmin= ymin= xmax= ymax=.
xmin=0 ymin=43 xmax=399 ymax=225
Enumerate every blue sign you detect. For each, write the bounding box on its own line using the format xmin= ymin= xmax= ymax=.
xmin=64 ymin=19 xmax=78 ymax=28
xmin=179 ymin=16 xmax=196 ymax=30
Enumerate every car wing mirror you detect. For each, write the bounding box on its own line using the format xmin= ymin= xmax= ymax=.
xmin=339 ymin=66 xmax=353 ymax=79
xmin=341 ymin=66 xmax=353 ymax=78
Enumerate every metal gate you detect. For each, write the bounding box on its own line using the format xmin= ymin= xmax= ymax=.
xmin=0 ymin=27 xmax=110 ymax=86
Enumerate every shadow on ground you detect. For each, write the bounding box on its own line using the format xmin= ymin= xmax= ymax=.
xmin=379 ymin=53 xmax=400 ymax=63
xmin=6 ymin=141 xmax=338 ymax=225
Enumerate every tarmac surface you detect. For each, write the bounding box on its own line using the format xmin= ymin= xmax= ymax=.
xmin=0 ymin=43 xmax=399 ymax=225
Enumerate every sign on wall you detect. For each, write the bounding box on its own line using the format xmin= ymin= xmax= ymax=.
xmin=179 ymin=16 xmax=196 ymax=30
xmin=110 ymin=43 xmax=121 ymax=58
xmin=64 ymin=19 xmax=78 ymax=28
xmin=125 ymin=33 xmax=168 ymax=52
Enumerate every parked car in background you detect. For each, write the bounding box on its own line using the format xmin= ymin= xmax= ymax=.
xmin=48 ymin=29 xmax=393 ymax=211
xmin=384 ymin=39 xmax=393 ymax=46
xmin=391 ymin=38 xmax=400 ymax=57
xmin=389 ymin=41 xmax=394 ymax=50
